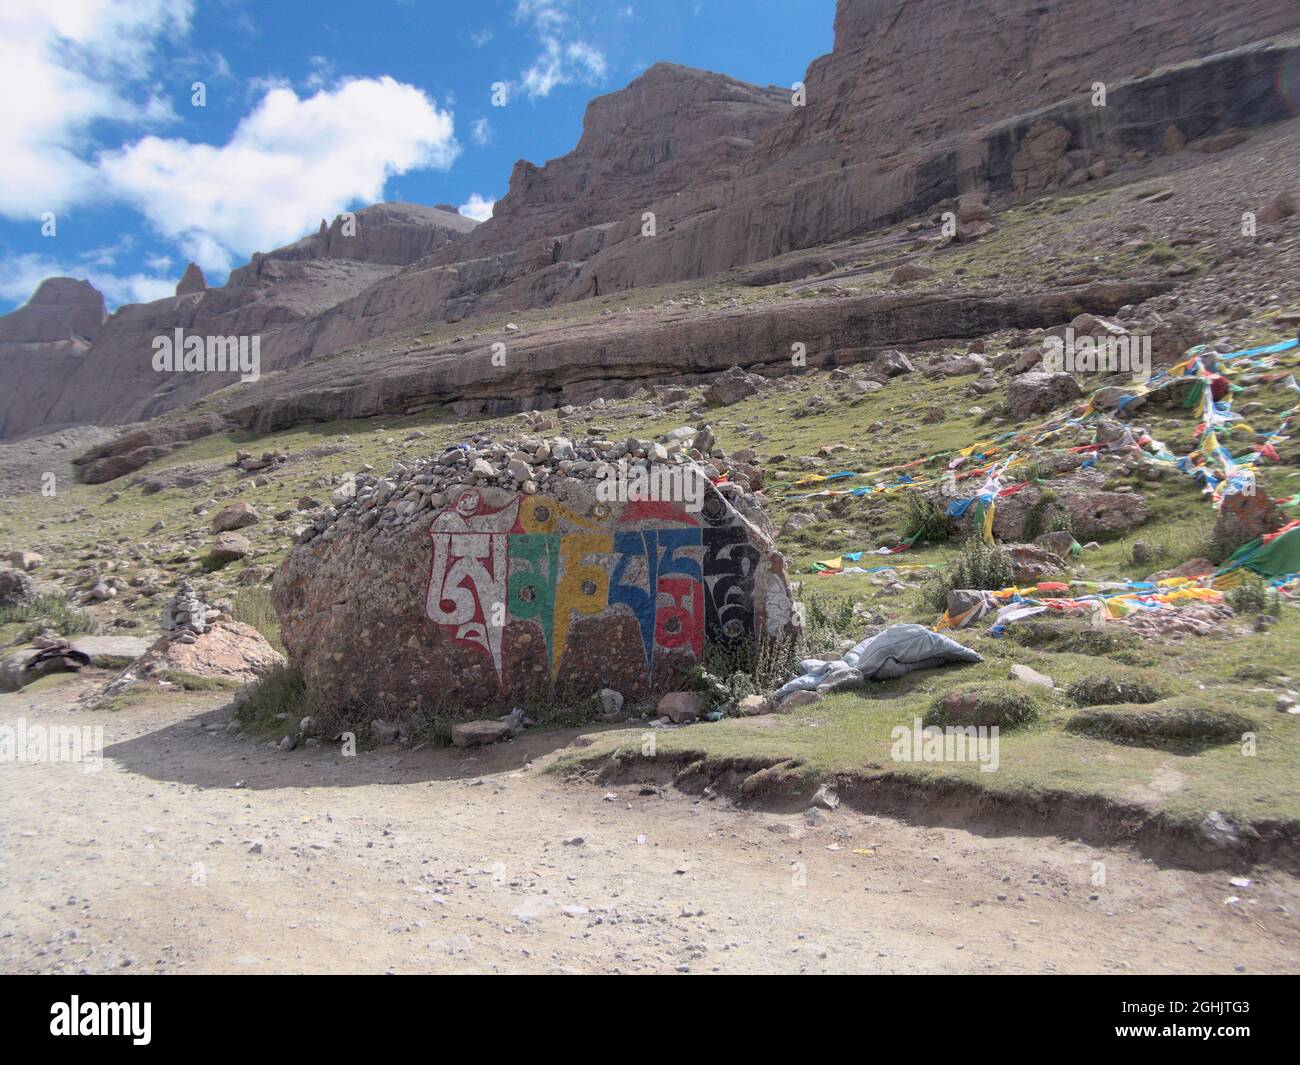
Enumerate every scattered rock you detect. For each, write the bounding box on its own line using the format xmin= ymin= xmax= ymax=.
xmin=658 ymin=692 xmax=706 ymax=724
xmin=452 ymin=720 xmax=512 ymax=747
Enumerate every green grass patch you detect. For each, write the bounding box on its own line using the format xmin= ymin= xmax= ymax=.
xmin=0 ymin=594 xmax=96 ymax=641
xmin=1064 ymin=697 xmax=1256 ymax=750
xmin=925 ymin=681 xmax=1052 ymax=729
xmin=1067 ymin=666 xmax=1177 ymax=707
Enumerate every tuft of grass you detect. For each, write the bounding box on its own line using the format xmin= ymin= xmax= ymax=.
xmin=1067 ymin=666 xmax=1176 ymax=707
xmin=691 ymin=591 xmax=863 ymax=707
xmin=230 ymin=586 xmax=284 ymax=654
xmin=160 ymin=670 xmax=242 ymax=691
xmin=1226 ymin=574 xmax=1281 ymax=617
xmin=1004 ymin=619 xmax=1141 ymax=658
xmin=923 ymin=536 xmax=1015 ymax=611
xmin=925 ymin=682 xmax=1051 ymax=729
xmin=901 ymin=493 xmax=951 ymax=544
xmin=234 ymin=664 xmax=313 ymax=735
xmin=0 ymin=593 xmax=96 ymax=640
xmin=1065 ymin=698 xmax=1255 ymax=749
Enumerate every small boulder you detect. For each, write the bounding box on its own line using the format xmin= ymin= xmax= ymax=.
xmin=212 ymin=501 xmax=260 ymax=532
xmin=1213 ymin=492 xmax=1284 ymax=557
xmin=706 ymin=365 xmax=766 ymax=406
xmin=0 ymin=568 xmax=35 ymax=607
xmin=1258 ymin=190 xmax=1297 ymax=224
xmin=209 ymin=532 xmax=251 ymax=563
xmin=658 ymin=692 xmax=706 ymax=724
xmin=778 ymin=690 xmax=823 ymax=710
xmin=1033 ymin=530 xmax=1075 ymax=559
xmin=452 ymin=720 xmax=511 ymax=747
xmin=891 ymin=263 xmax=935 ymax=284
xmin=1006 ymin=372 xmax=1082 ymax=418
xmin=1009 ymin=663 xmax=1054 ymax=689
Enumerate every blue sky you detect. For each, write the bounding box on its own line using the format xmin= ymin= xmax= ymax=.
xmin=0 ymin=0 xmax=835 ymax=313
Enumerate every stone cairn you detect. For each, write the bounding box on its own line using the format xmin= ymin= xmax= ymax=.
xmin=292 ymin=422 xmax=769 ymax=547
xmin=159 ymin=581 xmax=219 ymax=643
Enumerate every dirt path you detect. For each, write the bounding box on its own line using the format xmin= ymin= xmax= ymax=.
xmin=2 ymin=673 xmax=1297 ymax=975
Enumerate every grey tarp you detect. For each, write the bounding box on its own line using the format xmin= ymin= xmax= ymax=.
xmin=773 ymin=623 xmax=982 ymax=701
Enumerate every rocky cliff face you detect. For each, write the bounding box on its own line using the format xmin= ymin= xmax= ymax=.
xmin=0 ymin=204 xmax=478 ymax=438
xmin=0 ymin=278 xmax=106 ymax=346
xmin=0 ymin=279 xmax=108 ymax=438
xmin=745 ymin=0 xmax=1300 ymax=174
xmin=476 ymin=63 xmax=788 ymax=254
xmin=2 ymin=0 xmax=1297 ymax=440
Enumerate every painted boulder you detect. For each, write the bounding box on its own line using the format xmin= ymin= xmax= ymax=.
xmin=273 ymin=472 xmax=797 ymax=720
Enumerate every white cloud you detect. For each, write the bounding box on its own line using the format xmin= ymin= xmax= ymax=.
xmin=0 ymin=0 xmax=193 ymax=218
xmin=514 ymin=0 xmax=608 ymax=99
xmin=458 ymin=194 xmax=495 ymax=222
xmin=304 ymin=55 xmax=335 ymax=91
xmin=0 ymin=252 xmax=175 ymax=309
xmin=471 ymin=116 xmax=493 ymax=147
xmin=471 ymin=28 xmax=494 ymax=47
xmin=99 ymin=77 xmax=462 ymax=273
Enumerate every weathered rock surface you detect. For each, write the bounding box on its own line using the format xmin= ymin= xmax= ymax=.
xmin=175 ymin=262 xmax=208 ymax=296
xmin=1006 ymin=371 xmax=1083 ymax=418
xmin=211 ymin=501 xmax=260 ymax=532
xmin=0 ymin=567 xmax=35 ymax=607
xmin=0 ymin=278 xmax=107 ymax=438
xmin=273 ymin=457 xmax=797 ymax=721
xmin=451 ymin=720 xmax=511 ymax=747
xmin=98 ymin=620 xmax=284 ymax=698
xmin=986 ymin=469 xmax=1149 ymax=542
xmin=74 ymin=414 xmax=230 ymax=483
xmin=658 ymin=692 xmax=707 ymax=724
xmin=1212 ymin=490 xmax=1285 ymax=556
xmin=706 ymin=365 xmax=767 ymax=407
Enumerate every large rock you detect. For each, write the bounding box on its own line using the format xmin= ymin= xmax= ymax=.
xmin=0 ymin=568 xmax=35 ymax=608
xmin=1149 ymin=314 xmax=1207 ymax=366
xmin=209 ymin=532 xmax=252 ymax=563
xmin=991 ymin=471 xmax=1147 ymax=541
xmin=1002 ymin=544 xmax=1066 ymax=585
xmin=98 ymin=620 xmax=284 ymax=697
xmin=658 ymin=692 xmax=706 ymax=723
xmin=75 ymin=414 xmax=230 ymax=483
xmin=1213 ymin=491 xmax=1284 ymax=556
xmin=705 ymin=365 xmax=766 ymax=406
xmin=1006 ymin=371 xmax=1083 ymax=417
xmin=211 ymin=501 xmax=260 ymax=532
xmin=1011 ymin=122 xmax=1072 ymax=194
xmin=273 ymin=468 xmax=798 ymax=721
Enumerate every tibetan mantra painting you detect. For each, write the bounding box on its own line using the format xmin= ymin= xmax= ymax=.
xmin=423 ymin=485 xmax=792 ymax=693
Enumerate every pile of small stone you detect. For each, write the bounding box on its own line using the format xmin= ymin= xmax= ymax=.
xmin=292 ymin=422 xmax=768 ymax=546
xmin=159 ymin=581 xmax=220 ymax=641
